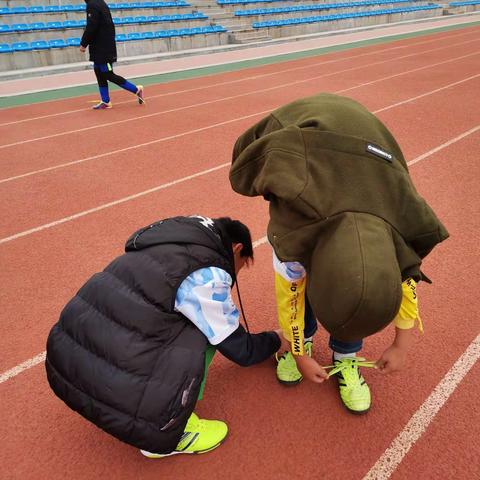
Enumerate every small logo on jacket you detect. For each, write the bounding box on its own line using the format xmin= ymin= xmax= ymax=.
xmin=366 ymin=143 xmax=393 ymax=162
xmin=190 ymin=215 xmax=215 ymax=231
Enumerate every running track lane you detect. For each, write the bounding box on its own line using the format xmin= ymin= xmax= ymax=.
xmin=1 ymin=30 xmax=479 ymax=169
xmin=0 ymin=41 xmax=479 ymax=238
xmin=0 ymin=25 xmax=477 ymax=124
xmin=0 ymin=131 xmax=479 ymax=479
xmin=0 ymin=72 xmax=480 ymax=365
xmin=0 ymin=30 xmax=477 ymax=145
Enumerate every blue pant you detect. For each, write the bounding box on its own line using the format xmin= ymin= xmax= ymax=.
xmin=93 ymin=63 xmax=137 ymax=103
xmin=304 ymin=297 xmax=362 ymax=354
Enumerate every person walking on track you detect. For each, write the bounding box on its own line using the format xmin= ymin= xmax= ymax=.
xmin=80 ymin=0 xmax=145 ymax=110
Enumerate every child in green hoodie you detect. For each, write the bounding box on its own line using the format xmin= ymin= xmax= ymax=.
xmin=229 ymin=93 xmax=448 ymax=413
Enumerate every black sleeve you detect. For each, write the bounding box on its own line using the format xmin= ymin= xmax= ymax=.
xmin=216 ymin=325 xmax=280 ymax=367
xmin=81 ymin=6 xmax=101 ymax=47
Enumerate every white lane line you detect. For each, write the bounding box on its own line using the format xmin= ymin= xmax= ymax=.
xmin=0 ymin=29 xmax=475 ymax=128
xmin=341 ymin=71 xmax=480 ymax=98
xmin=0 ymin=102 xmax=478 ymax=247
xmin=408 ymin=125 xmax=480 ymax=166
xmin=1 ymin=53 xmax=479 ymax=186
xmin=363 ymin=333 xmax=480 ymax=480
xmin=0 ymin=110 xmax=268 ymax=185
xmin=0 ymin=162 xmax=233 ymax=245
xmin=253 ymin=236 xmax=268 ymax=248
xmin=0 ymin=351 xmax=46 ymax=384
xmin=1 ymin=41 xmax=478 ymax=150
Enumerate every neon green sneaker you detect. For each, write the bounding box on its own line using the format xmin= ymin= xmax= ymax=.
xmin=140 ymin=412 xmax=228 ymax=458
xmin=276 ymin=341 xmax=313 ymax=385
xmin=328 ymin=357 xmax=372 ymax=414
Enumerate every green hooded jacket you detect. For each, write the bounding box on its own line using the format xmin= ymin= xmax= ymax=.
xmin=230 ymin=93 xmax=449 ymax=341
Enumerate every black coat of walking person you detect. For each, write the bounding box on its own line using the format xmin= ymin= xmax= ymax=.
xmin=81 ymin=0 xmax=117 ymax=64
xmin=80 ymin=0 xmax=146 ymax=109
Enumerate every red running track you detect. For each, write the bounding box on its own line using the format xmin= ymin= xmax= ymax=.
xmin=0 ymin=25 xmax=479 ymax=480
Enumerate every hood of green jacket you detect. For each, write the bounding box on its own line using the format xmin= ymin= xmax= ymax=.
xmin=230 ymin=93 xmax=449 ymax=341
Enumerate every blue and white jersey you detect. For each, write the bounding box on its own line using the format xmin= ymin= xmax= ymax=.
xmin=175 ymin=266 xmax=240 ymax=345
xmin=272 ymin=249 xmax=306 ymax=281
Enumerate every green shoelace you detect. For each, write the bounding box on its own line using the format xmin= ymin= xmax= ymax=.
xmin=323 ymin=357 xmax=377 ymax=378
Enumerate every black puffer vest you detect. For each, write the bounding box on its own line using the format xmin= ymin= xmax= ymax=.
xmin=45 ymin=216 xmax=234 ymax=453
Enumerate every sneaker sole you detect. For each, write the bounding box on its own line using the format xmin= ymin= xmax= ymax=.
xmin=277 ymin=377 xmax=302 ymax=386
xmin=141 ymin=433 xmax=228 ymax=458
xmin=342 ymin=404 xmax=371 ymax=415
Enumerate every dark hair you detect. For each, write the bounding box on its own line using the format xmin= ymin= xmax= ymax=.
xmin=213 ymin=217 xmax=254 ymax=260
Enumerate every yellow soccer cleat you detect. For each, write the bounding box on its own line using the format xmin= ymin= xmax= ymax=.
xmin=328 ymin=357 xmax=374 ymax=414
xmin=276 ymin=341 xmax=312 ymax=385
xmin=140 ymin=412 xmax=228 ymax=458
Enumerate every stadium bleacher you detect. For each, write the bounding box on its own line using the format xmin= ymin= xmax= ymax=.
xmin=0 ymin=2 xmax=192 ymax=15
xmin=251 ymin=4 xmax=441 ymax=28
xmin=1 ymin=0 xmax=474 ymax=73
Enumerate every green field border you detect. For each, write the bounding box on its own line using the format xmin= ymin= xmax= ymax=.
xmin=1 ymin=20 xmax=479 ymax=109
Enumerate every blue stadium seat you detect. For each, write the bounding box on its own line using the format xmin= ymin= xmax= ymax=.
xmin=12 ymin=23 xmax=31 ymax=32
xmin=31 ymin=40 xmax=49 ymax=50
xmin=46 ymin=22 xmax=63 ymax=30
xmin=115 ymin=33 xmax=127 ymax=41
xmin=30 ymin=22 xmax=46 ymax=31
xmin=66 ymin=37 xmax=81 ymax=46
xmin=63 ymin=20 xmax=80 ymax=29
xmin=64 ymin=5 xmax=85 ymax=12
xmin=12 ymin=42 xmax=32 ymax=51
xmin=0 ymin=8 xmax=10 ymax=16
xmin=141 ymin=31 xmax=154 ymax=39
xmin=153 ymin=30 xmax=169 ymax=37
xmin=147 ymin=15 xmax=160 ymax=21
xmin=135 ymin=16 xmax=147 ymax=22
xmin=0 ymin=24 xmax=11 ymax=33
xmin=10 ymin=7 xmax=28 ymax=14
xmin=126 ymin=32 xmax=142 ymax=40
xmin=48 ymin=39 xmax=67 ymax=48
xmin=44 ymin=6 xmax=61 ymax=13
xmin=0 ymin=43 xmax=12 ymax=53
xmin=27 ymin=6 xmax=45 ymax=13
xmin=122 ymin=16 xmax=136 ymax=23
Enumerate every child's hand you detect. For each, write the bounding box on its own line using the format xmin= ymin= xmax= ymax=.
xmin=274 ymin=329 xmax=291 ymax=353
xmin=376 ymin=345 xmax=408 ymax=374
xmin=296 ymin=355 xmax=328 ymax=383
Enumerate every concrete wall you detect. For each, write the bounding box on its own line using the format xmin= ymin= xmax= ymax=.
xmin=0 ymin=31 xmax=229 ymax=71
